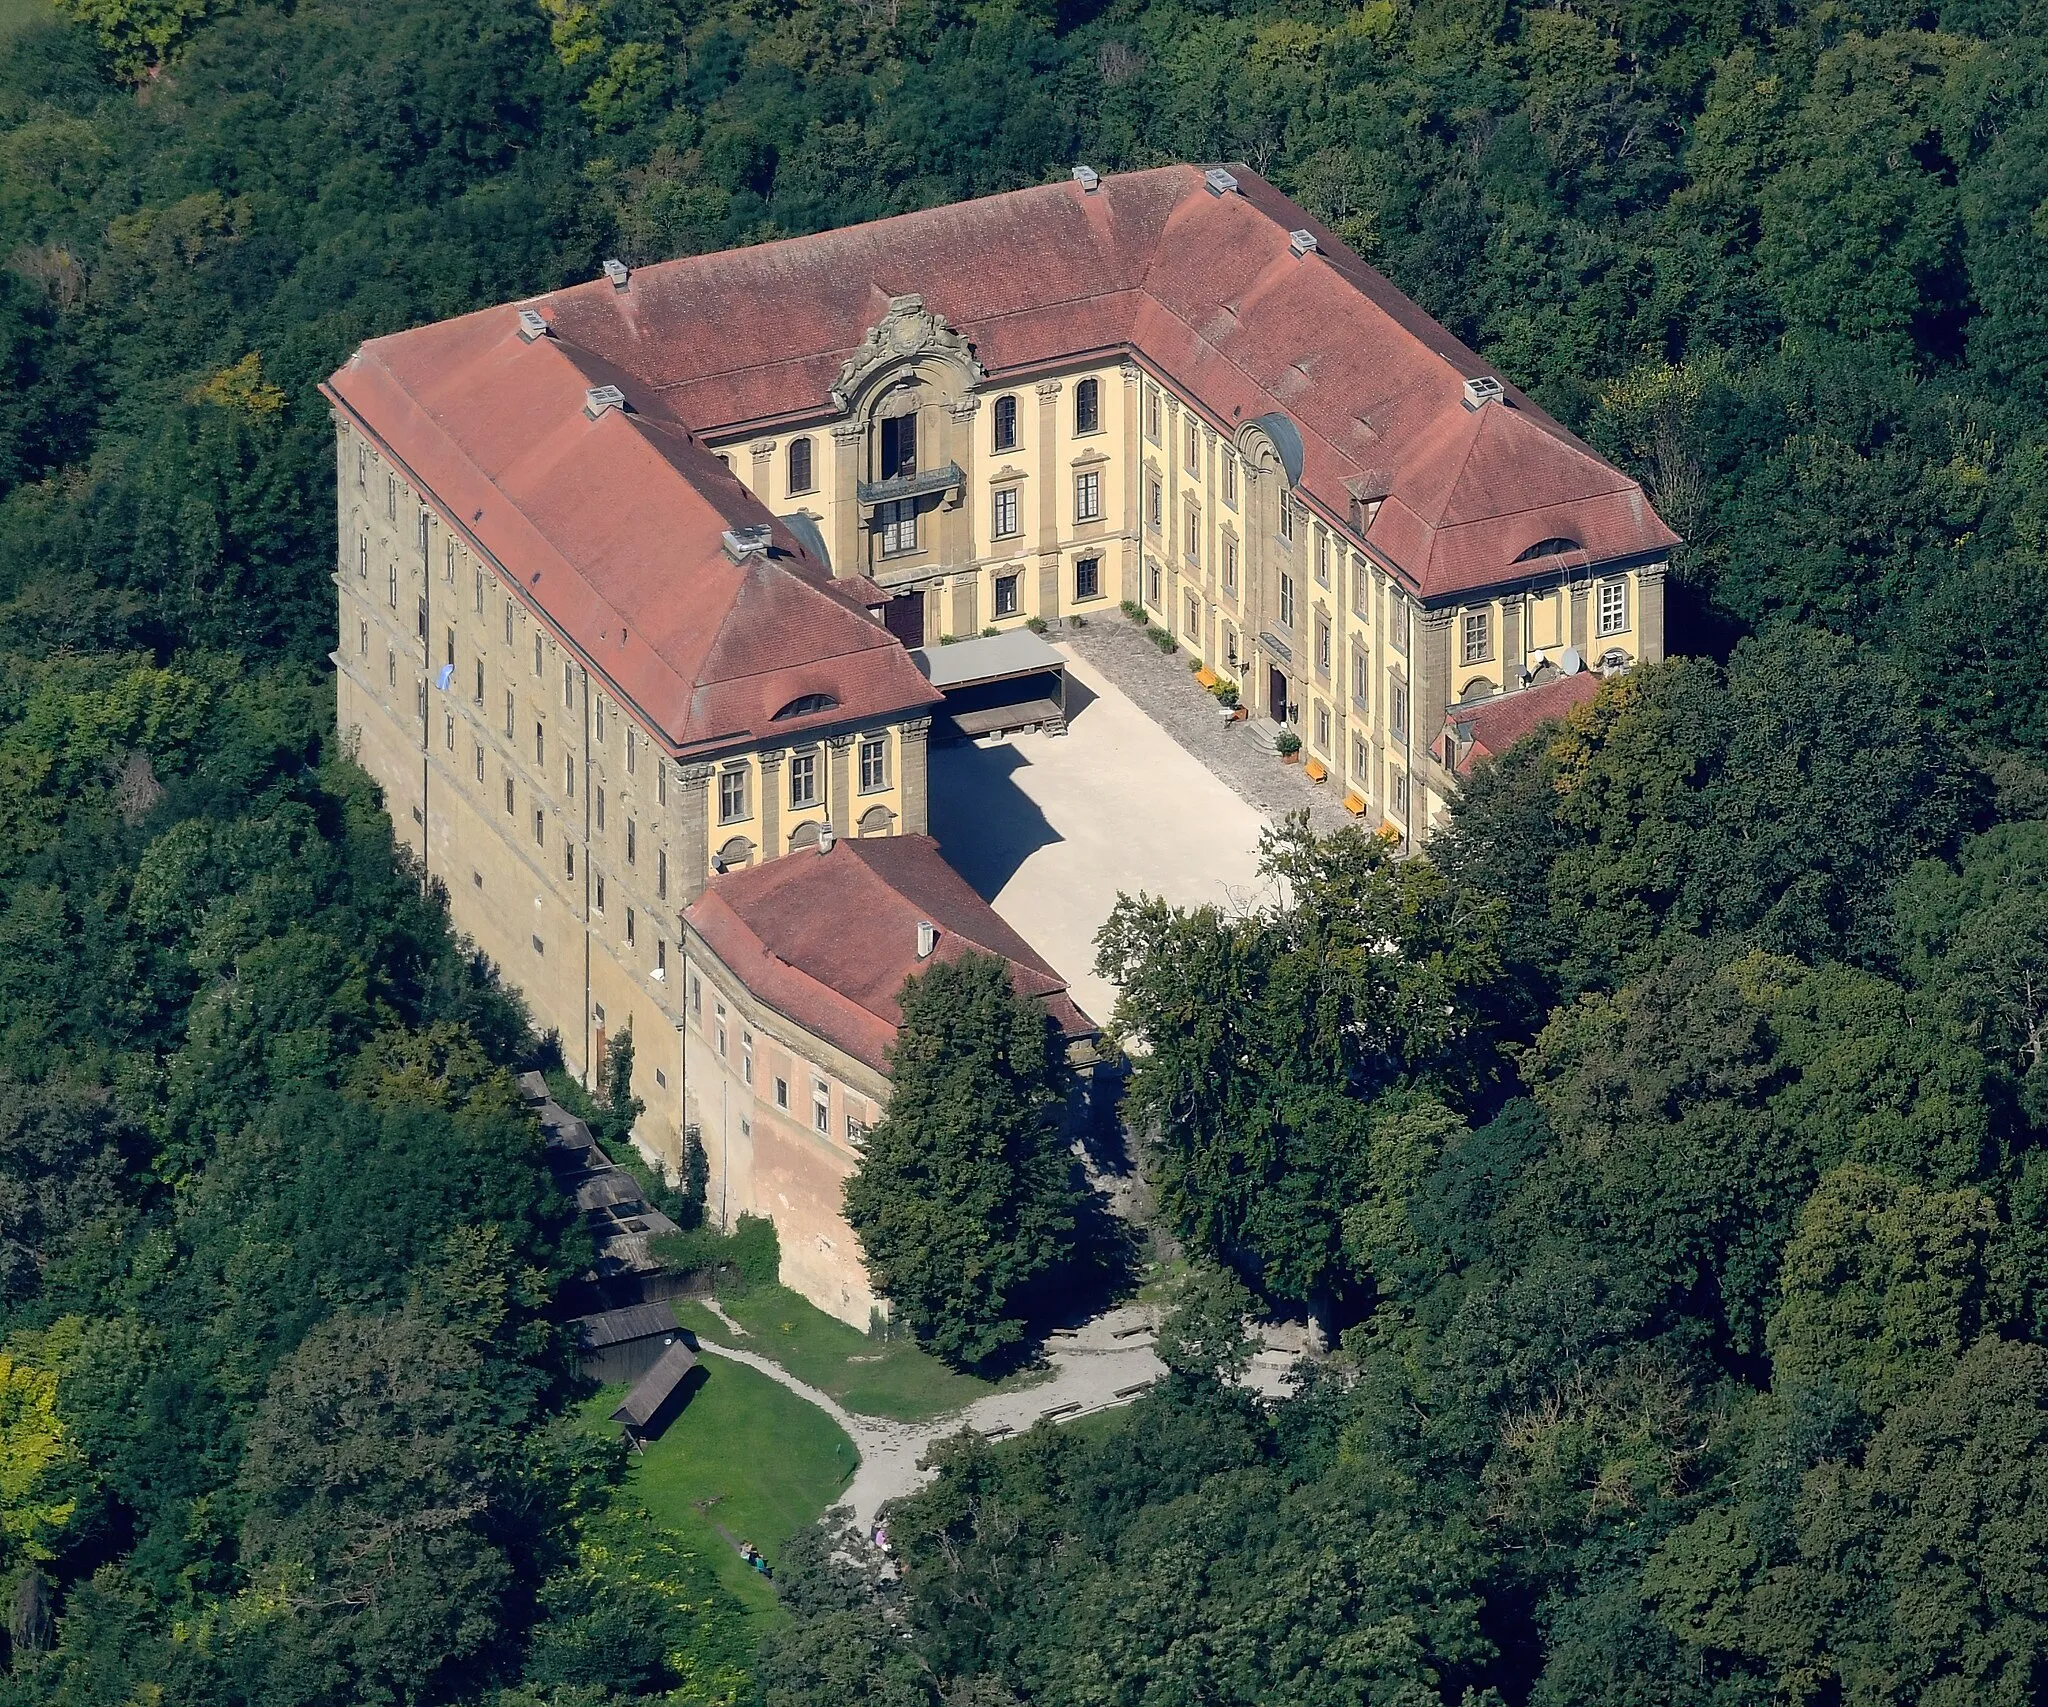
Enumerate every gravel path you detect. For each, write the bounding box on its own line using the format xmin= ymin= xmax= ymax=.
xmin=1059 ymin=619 xmax=1354 ymax=835
xmin=697 ymin=1305 xmax=1308 ymax=1528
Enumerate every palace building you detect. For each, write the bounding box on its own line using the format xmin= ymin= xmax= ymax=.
xmin=325 ymin=162 xmax=1676 ymax=1323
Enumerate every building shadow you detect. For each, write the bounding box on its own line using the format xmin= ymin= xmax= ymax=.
xmin=928 ymin=739 xmax=1063 ymax=898
xmin=1061 ymin=671 xmax=1099 ymax=725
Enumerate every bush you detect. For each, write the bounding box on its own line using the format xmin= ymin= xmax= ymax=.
xmin=1121 ymin=600 xmax=1145 ymax=622
xmin=651 ymin=1213 xmax=781 ymax=1295
xmin=1216 ymin=682 xmax=1240 ymax=709
xmin=1148 ymin=625 xmax=1175 ymax=653
xmin=1025 ymin=616 xmax=1048 ymax=634
xmin=1275 ymin=729 xmax=1301 ymax=756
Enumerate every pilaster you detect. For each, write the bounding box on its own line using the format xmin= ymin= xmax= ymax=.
xmin=1570 ymin=582 xmax=1589 ymax=653
xmin=1120 ymin=364 xmax=1142 ymax=604
xmin=675 ymin=761 xmax=714 ymax=903
xmin=1638 ymin=563 xmax=1667 ymax=664
xmin=758 ymin=748 xmax=784 ymax=862
xmin=1034 ymin=379 xmax=1062 ymax=619
xmin=830 ymin=423 xmax=865 ymax=579
xmin=899 ymin=717 xmax=931 ymax=835
xmin=826 ymin=733 xmax=854 ymax=830
xmin=1500 ymin=592 xmax=1525 ymax=684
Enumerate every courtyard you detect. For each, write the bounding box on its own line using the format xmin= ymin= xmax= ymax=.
xmin=928 ymin=649 xmax=1275 ymax=1027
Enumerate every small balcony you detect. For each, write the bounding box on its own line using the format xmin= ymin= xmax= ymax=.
xmin=856 ymin=461 xmax=964 ymax=507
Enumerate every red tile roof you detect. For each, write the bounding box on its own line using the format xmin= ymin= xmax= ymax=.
xmin=323 ymin=316 xmax=939 ymax=758
xmin=327 ymin=164 xmax=1676 ymax=754
xmin=1446 ymin=670 xmax=1603 ymax=773
xmin=683 ymin=834 xmax=1095 ymax=1075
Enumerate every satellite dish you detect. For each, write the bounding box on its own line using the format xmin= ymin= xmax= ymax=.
xmin=1526 ymin=649 xmax=1546 ymax=669
xmin=1559 ymin=647 xmax=1583 ymax=676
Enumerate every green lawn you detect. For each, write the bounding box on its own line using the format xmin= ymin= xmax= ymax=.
xmin=583 ymin=1355 xmax=857 ymax=1626
xmin=672 ymin=1285 xmax=1047 ymax=1421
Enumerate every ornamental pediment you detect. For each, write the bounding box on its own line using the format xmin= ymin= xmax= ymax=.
xmin=832 ymin=295 xmax=984 ymax=410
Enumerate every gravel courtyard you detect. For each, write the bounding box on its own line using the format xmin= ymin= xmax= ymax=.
xmin=928 ymin=650 xmax=1276 ymax=1028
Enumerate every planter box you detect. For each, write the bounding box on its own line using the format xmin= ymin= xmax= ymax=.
xmin=1280 ymin=750 xmax=1301 ymax=765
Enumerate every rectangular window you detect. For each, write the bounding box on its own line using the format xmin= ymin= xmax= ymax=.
xmin=1147 ymin=561 xmax=1161 ymax=608
xmin=444 ymin=628 xmax=455 ymax=669
xmin=1353 ymin=734 xmax=1367 ymax=783
xmin=657 ymin=761 xmax=666 ymax=808
xmin=504 ymin=690 xmax=514 ymax=739
xmin=992 ymin=487 xmax=1020 ymax=540
xmin=1390 ymin=679 xmax=1409 ymax=744
xmin=656 ymin=939 xmax=667 ymax=980
xmin=387 ymin=651 xmax=396 ymax=688
xmin=387 ymin=559 xmax=397 ymax=609
xmin=1280 ymin=497 xmax=1296 ymax=544
xmin=1075 ymin=469 xmax=1101 ymax=523
xmin=1280 ymin=573 xmax=1295 ymax=630
xmin=562 ymin=661 xmax=574 ymax=710
xmin=595 ymin=698 xmax=607 ymax=744
xmin=880 ymin=412 xmax=917 ymax=479
xmin=415 ymin=597 xmax=427 ymax=641
xmin=445 ymin=537 xmax=456 ymax=582
xmin=878 ymin=499 xmax=918 ymax=557
xmin=596 ymin=873 xmax=606 ymax=914
xmin=1462 ymin=609 xmax=1491 ymax=665
xmin=504 ymin=775 xmax=515 ymax=815
xmin=994 ymin=572 xmax=1020 ymax=618
xmin=533 ymin=807 xmax=544 ymax=847
xmin=719 ymin=768 xmax=747 ymax=823
xmin=1391 ymin=766 xmax=1410 ymax=819
xmin=533 ymin=633 xmax=542 ymax=677
xmin=1352 ymin=556 xmax=1370 ymax=619
xmin=1184 ymin=503 xmax=1199 ymax=564
xmin=626 ymin=819 xmax=636 ymax=866
xmin=1185 ymin=592 xmax=1200 ymax=640
xmin=1146 ymin=478 xmax=1162 ymax=531
xmin=789 ymin=751 xmax=817 ymax=808
xmin=534 ymin=721 xmax=544 ymax=765
xmin=418 ymin=509 xmax=429 ymax=565
xmin=474 ymin=742 xmax=484 ymax=783
xmin=1316 ymin=618 xmax=1331 ymax=678
xmin=1223 ymin=455 xmax=1238 ymax=508
xmin=357 ymin=537 xmax=367 ymax=580
xmin=473 ymin=566 xmax=483 ymax=614
xmin=775 ymin=1076 xmax=789 ymax=1110
xmin=656 ymin=847 xmax=667 ymax=900
xmin=415 ymin=679 xmax=426 ymax=721
xmin=1184 ymin=415 xmax=1198 ymax=472
xmin=386 ymin=474 xmax=397 ymax=520
xmin=625 ymin=729 xmax=636 ymax=775
xmin=1597 ymin=578 xmax=1629 ymax=637
xmin=813 ymin=1081 xmax=831 ymax=1136
xmin=847 ymin=1115 xmax=868 ymax=1146
xmin=473 ymin=659 xmax=483 ymax=704
xmin=596 ymin=786 xmax=605 ymax=833
xmin=504 ymin=602 xmax=514 ymax=646
xmin=1390 ymin=592 xmax=1409 ymax=654
xmin=1075 ymin=556 xmax=1100 ymax=601
xmin=1316 ymin=703 xmax=1331 ymax=752
xmin=1315 ymin=529 xmax=1330 ymax=587
xmin=358 ymin=619 xmax=368 ymax=657
xmin=1353 ymin=648 xmax=1368 ymax=708
xmin=1145 ymin=387 xmax=1160 ymax=442
xmin=1224 ymin=536 xmax=1238 ymax=596
xmin=564 ymin=754 xmax=575 ymax=797
xmin=444 ymin=710 xmax=454 ymax=750
xmin=356 ymin=441 xmax=366 ymax=488
xmin=859 ymin=735 xmax=886 ymax=793
xmin=625 ymin=906 xmax=636 ymax=948
xmin=565 ymin=842 xmax=575 ymax=880
xmin=742 ymin=1030 xmax=754 ymax=1085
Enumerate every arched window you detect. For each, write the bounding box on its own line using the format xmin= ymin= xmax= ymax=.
xmin=1074 ymin=377 xmax=1100 ymax=435
xmin=1514 ymin=536 xmax=1579 ymax=563
xmin=787 ymin=437 xmax=814 ymax=494
xmin=772 ymin=692 xmax=840 ymax=721
xmin=993 ymin=395 xmax=1018 ymax=452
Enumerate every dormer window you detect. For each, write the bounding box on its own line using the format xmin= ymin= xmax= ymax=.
xmin=1515 ymin=537 xmax=1579 ymax=562
xmin=773 ymin=692 xmax=840 ymax=721
xmin=881 ymin=413 xmax=918 ymax=480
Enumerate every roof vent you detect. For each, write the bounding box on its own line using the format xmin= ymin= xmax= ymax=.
xmin=720 ymin=524 xmax=773 ymax=562
xmin=1072 ymin=165 xmax=1099 ymax=192
xmin=916 ymin=920 xmax=937 ymax=959
xmin=1288 ymin=229 xmax=1319 ymax=258
xmin=517 ymin=308 xmax=550 ymax=342
xmin=583 ymin=384 xmax=627 ymax=419
xmin=1204 ymin=167 xmax=1240 ymax=197
xmin=1461 ymin=375 xmax=1505 ymax=410
xmin=603 ymin=258 xmax=630 ymax=289
xmin=817 ymin=821 xmax=835 ymax=855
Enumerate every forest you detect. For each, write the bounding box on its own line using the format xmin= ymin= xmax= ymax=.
xmin=5 ymin=0 xmax=2048 ymax=1697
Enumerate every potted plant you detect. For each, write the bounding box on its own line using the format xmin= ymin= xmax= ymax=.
xmin=1215 ymin=681 xmax=1240 ymax=720
xmin=1275 ymin=729 xmax=1302 ymax=763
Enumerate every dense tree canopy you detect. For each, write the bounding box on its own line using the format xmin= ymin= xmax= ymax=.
xmin=11 ymin=0 xmax=2048 ymax=1696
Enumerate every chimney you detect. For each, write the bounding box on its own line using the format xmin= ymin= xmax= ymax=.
xmin=583 ymin=384 xmax=628 ymax=419
xmin=1072 ymin=165 xmax=1100 ymax=192
xmin=1461 ymin=375 xmax=1505 ymax=410
xmin=916 ymin=920 xmax=937 ymax=959
xmin=603 ymin=258 xmax=630 ymax=289
xmin=517 ymin=308 xmax=550 ymax=341
xmin=720 ymin=524 xmax=773 ymax=562
xmin=1288 ymin=229 xmax=1319 ymax=258
xmin=817 ymin=821 xmax=835 ymax=855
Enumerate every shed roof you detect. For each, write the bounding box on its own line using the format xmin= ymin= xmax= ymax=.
xmin=610 ymin=1337 xmax=699 ymax=1430
xmin=574 ymin=1301 xmax=681 ymax=1350
xmin=911 ymin=629 xmax=1066 ymax=691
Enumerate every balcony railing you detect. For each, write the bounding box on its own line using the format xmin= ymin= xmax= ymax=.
xmin=857 ymin=462 xmax=964 ymax=506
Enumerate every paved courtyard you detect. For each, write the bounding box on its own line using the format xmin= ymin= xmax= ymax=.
xmin=929 ymin=651 xmax=1274 ymax=1027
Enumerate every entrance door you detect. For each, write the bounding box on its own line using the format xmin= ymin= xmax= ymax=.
xmin=884 ymin=591 xmax=925 ymax=648
xmin=1269 ymin=665 xmax=1290 ymax=723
